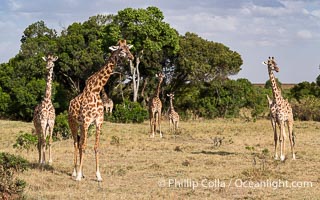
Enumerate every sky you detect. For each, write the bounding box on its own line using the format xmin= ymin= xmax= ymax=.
xmin=0 ymin=0 xmax=320 ymax=83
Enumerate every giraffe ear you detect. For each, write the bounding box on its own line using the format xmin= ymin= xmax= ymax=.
xmin=167 ymin=94 xmax=170 ymax=97
xmin=42 ymin=57 xmax=47 ymax=61
xmin=127 ymin=44 xmax=133 ymax=49
xmin=262 ymin=61 xmax=267 ymax=65
xmin=53 ymin=56 xmax=58 ymax=62
xmin=109 ymin=46 xmax=119 ymax=51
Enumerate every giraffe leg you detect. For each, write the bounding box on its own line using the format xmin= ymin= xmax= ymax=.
xmin=39 ymin=122 xmax=47 ymax=164
xmin=169 ymin=118 xmax=172 ymax=134
xmin=95 ymin=118 xmax=103 ymax=182
xmin=69 ymin=118 xmax=79 ymax=177
xmin=150 ymin=112 xmax=155 ymax=138
xmin=76 ymin=122 xmax=89 ymax=181
xmin=158 ymin=112 xmax=162 ymax=138
xmin=48 ymin=120 xmax=54 ymax=164
xmin=40 ymin=134 xmax=46 ymax=164
xmin=272 ymin=119 xmax=278 ymax=160
xmin=175 ymin=121 xmax=178 ymax=133
xmin=37 ymin=132 xmax=41 ymax=164
xmin=72 ymin=140 xmax=78 ymax=177
xmin=280 ymin=122 xmax=286 ymax=161
xmin=287 ymin=121 xmax=295 ymax=160
xmin=153 ymin=114 xmax=157 ymax=137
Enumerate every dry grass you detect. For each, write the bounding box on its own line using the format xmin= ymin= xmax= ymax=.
xmin=1 ymin=119 xmax=319 ymax=199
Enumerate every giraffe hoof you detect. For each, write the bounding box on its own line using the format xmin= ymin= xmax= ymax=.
xmin=96 ymin=172 xmax=102 ymax=182
xmin=72 ymin=169 xmax=77 ymax=177
xmin=292 ymin=154 xmax=296 ymax=160
xmin=75 ymin=172 xmax=83 ymax=181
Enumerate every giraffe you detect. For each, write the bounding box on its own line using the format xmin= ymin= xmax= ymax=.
xmin=167 ymin=93 xmax=180 ymax=133
xmin=33 ymin=54 xmax=58 ymax=164
xmin=68 ymin=40 xmax=133 ymax=181
xmin=148 ymin=73 xmax=164 ymax=138
xmin=101 ymin=89 xmax=113 ymax=115
xmin=262 ymin=57 xmax=295 ymax=161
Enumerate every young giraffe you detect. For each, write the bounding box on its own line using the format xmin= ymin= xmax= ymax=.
xmin=262 ymin=57 xmax=295 ymax=161
xmin=148 ymin=73 xmax=164 ymax=138
xmin=68 ymin=40 xmax=133 ymax=181
xmin=167 ymin=93 xmax=180 ymax=133
xmin=33 ymin=54 xmax=58 ymax=164
xmin=101 ymin=89 xmax=113 ymax=115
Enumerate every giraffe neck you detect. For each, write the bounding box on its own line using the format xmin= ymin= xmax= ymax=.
xmin=101 ymin=89 xmax=109 ymax=100
xmin=169 ymin=98 xmax=175 ymax=112
xmin=44 ymin=67 xmax=54 ymax=100
xmin=268 ymin=69 xmax=282 ymax=105
xmin=155 ymin=79 xmax=162 ymax=98
xmin=83 ymin=53 xmax=118 ymax=94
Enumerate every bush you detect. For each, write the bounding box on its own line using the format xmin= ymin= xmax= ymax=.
xmin=13 ymin=131 xmax=37 ymax=152
xmin=291 ymin=96 xmax=320 ymax=121
xmin=0 ymin=152 xmax=30 ymax=172
xmin=53 ymin=111 xmax=71 ymax=139
xmin=0 ymin=152 xmax=30 ymax=199
xmin=112 ymin=100 xmax=148 ymax=123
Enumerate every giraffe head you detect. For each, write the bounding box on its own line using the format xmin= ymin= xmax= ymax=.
xmin=109 ymin=40 xmax=134 ymax=60
xmin=262 ymin=56 xmax=279 ymax=72
xmin=42 ymin=54 xmax=58 ymax=70
xmin=156 ymin=73 xmax=165 ymax=82
xmin=167 ymin=93 xmax=174 ymax=100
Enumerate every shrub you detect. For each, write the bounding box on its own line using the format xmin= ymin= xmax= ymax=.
xmin=13 ymin=131 xmax=37 ymax=152
xmin=291 ymin=96 xmax=320 ymax=121
xmin=0 ymin=152 xmax=30 ymax=172
xmin=54 ymin=111 xmax=71 ymax=139
xmin=0 ymin=152 xmax=30 ymax=199
xmin=112 ymin=100 xmax=148 ymax=123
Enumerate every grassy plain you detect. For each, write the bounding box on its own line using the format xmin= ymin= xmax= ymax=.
xmin=1 ymin=119 xmax=319 ymax=199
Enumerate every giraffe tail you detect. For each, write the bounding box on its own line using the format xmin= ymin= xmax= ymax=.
xmin=77 ymin=134 xmax=81 ymax=149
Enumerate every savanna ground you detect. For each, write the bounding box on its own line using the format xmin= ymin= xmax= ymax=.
xmin=1 ymin=118 xmax=319 ymax=199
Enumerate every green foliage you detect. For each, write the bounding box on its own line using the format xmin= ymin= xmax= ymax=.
xmin=0 ymin=152 xmax=30 ymax=172
xmin=0 ymin=152 xmax=29 ymax=199
xmin=53 ymin=111 xmax=71 ymax=139
xmin=1 ymin=7 xmax=319 ymax=122
xmin=177 ymin=79 xmax=267 ymax=119
xmin=174 ymin=32 xmax=242 ymax=87
xmin=0 ymin=86 xmax=10 ymax=116
xmin=13 ymin=131 xmax=38 ymax=152
xmin=316 ymin=74 xmax=320 ymax=86
xmin=291 ymin=96 xmax=320 ymax=121
xmin=245 ymin=146 xmax=255 ymax=151
xmin=290 ymin=81 xmax=320 ymax=101
xmin=110 ymin=136 xmax=120 ymax=146
xmin=112 ymin=100 xmax=148 ymax=123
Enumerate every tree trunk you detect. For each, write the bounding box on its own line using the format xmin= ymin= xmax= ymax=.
xmin=131 ymin=51 xmax=142 ymax=102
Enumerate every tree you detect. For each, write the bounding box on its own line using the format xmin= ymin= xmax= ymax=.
xmin=103 ymin=7 xmax=180 ymax=102
xmin=173 ymin=32 xmax=242 ymax=89
xmin=290 ymin=81 xmax=320 ymax=101
xmin=0 ymin=21 xmax=59 ymax=120
xmin=57 ymin=15 xmax=112 ymax=94
xmin=316 ymin=74 xmax=320 ymax=86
